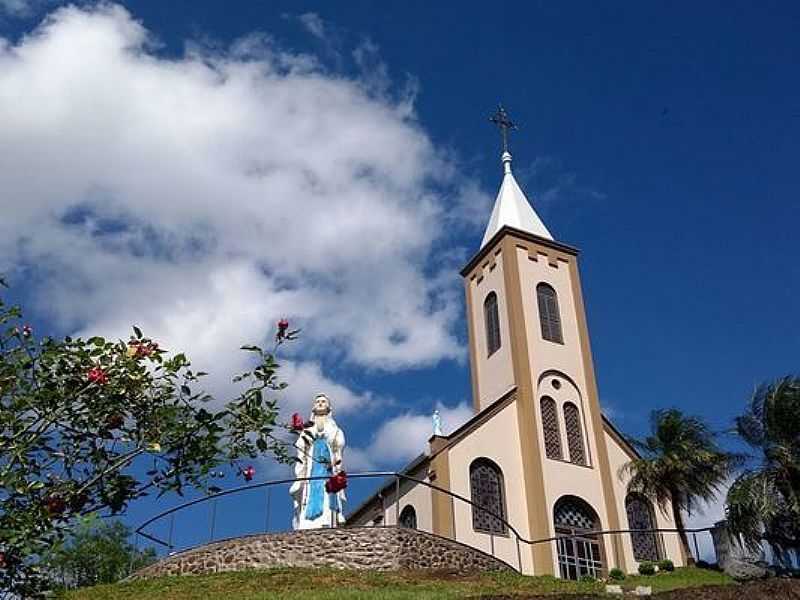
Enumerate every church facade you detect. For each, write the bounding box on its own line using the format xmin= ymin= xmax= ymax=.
xmin=347 ymin=127 xmax=684 ymax=578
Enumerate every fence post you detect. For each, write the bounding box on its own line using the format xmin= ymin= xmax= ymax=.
xmin=693 ymin=532 xmax=700 ymax=562
xmin=395 ymin=475 xmax=401 ymax=526
xmin=168 ymin=513 xmax=175 ymax=550
xmin=490 ymin=532 xmax=495 ymax=556
xmin=264 ymin=486 xmax=272 ymax=533
xmin=516 ymin=536 xmax=522 ymax=573
xmin=209 ymin=499 xmax=218 ymax=542
xmin=129 ymin=532 xmax=139 ymax=575
xmin=451 ymin=494 xmax=456 ymax=540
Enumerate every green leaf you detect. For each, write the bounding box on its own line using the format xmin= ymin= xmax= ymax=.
xmin=133 ymin=326 xmax=142 ymax=339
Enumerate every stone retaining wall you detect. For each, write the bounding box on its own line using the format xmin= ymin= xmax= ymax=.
xmin=133 ymin=526 xmax=512 ymax=578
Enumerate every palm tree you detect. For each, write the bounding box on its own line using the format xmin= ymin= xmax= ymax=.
xmin=621 ymin=409 xmax=739 ymax=564
xmin=726 ymin=376 xmax=800 ymax=561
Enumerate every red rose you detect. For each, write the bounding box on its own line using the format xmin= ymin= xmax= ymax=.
xmin=87 ymin=367 xmax=108 ymax=385
xmin=105 ymin=414 xmax=124 ymax=430
xmin=276 ymin=318 xmax=290 ymax=341
xmin=45 ymin=495 xmax=66 ymax=516
xmin=242 ymin=465 xmax=255 ymax=482
xmin=0 ymin=551 xmax=6 ymax=568
xmin=325 ymin=471 xmax=347 ymax=494
xmin=290 ymin=413 xmax=305 ymax=431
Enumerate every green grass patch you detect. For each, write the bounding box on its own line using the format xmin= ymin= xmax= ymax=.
xmin=60 ymin=566 xmax=735 ymax=599
xmin=622 ymin=566 xmax=733 ymax=593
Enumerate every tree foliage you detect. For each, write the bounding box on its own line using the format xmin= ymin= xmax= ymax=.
xmin=44 ymin=517 xmax=156 ymax=589
xmin=0 ymin=282 xmax=297 ymax=597
xmin=726 ymin=376 xmax=800 ymax=560
xmin=621 ymin=409 xmax=740 ymax=563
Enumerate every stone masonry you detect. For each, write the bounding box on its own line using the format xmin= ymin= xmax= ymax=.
xmin=133 ymin=526 xmax=512 ymax=578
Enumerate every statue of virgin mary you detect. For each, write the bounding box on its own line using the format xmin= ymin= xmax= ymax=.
xmin=289 ymin=394 xmax=346 ymax=529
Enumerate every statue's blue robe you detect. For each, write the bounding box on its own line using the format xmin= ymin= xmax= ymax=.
xmin=305 ymin=437 xmax=338 ymax=520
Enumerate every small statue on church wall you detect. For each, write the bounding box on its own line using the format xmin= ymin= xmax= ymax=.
xmin=432 ymin=409 xmax=443 ymax=437
xmin=289 ymin=393 xmax=346 ymax=529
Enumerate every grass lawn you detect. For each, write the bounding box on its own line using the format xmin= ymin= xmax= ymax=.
xmin=61 ymin=566 xmax=735 ymax=600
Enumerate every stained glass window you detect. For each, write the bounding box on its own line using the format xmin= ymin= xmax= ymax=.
xmin=541 ymin=396 xmax=563 ymax=460
xmin=469 ymin=458 xmax=507 ymax=535
xmin=484 ymin=292 xmax=501 ymax=356
xmin=399 ymin=505 xmax=417 ymax=529
xmin=626 ymin=494 xmax=661 ymax=562
xmin=564 ymin=402 xmax=586 ymax=466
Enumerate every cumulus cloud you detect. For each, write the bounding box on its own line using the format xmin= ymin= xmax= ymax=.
xmin=0 ymin=4 xmax=491 ymax=405
xmin=348 ymin=402 xmax=474 ymax=470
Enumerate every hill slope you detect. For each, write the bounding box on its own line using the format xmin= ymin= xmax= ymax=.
xmin=59 ymin=567 xmax=739 ymax=600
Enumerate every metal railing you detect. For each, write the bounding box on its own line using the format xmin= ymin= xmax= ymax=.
xmin=133 ymin=471 xmax=720 ymax=574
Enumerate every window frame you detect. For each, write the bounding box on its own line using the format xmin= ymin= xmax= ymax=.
xmin=399 ymin=505 xmax=418 ymax=530
xmin=469 ymin=457 xmax=509 ymax=536
xmin=536 ymin=283 xmax=564 ymax=344
xmin=625 ymin=493 xmax=663 ymax=562
xmin=563 ymin=401 xmax=587 ymax=466
xmin=541 ymin=396 xmax=563 ymax=460
xmin=483 ymin=291 xmax=502 ymax=356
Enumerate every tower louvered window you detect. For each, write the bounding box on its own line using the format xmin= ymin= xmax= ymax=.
xmin=469 ymin=458 xmax=507 ymax=534
xmin=541 ymin=396 xmax=563 ymax=460
xmin=564 ymin=402 xmax=586 ymax=465
xmin=536 ymin=283 xmax=563 ymax=344
xmin=626 ymin=494 xmax=661 ymax=562
xmin=484 ymin=292 xmax=501 ymax=356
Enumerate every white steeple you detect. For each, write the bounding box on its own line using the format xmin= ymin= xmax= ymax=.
xmin=480 ymin=150 xmax=552 ymax=248
xmin=481 ymin=106 xmax=552 ymax=248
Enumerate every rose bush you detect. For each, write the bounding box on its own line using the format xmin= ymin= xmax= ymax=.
xmin=0 ymin=280 xmax=299 ymax=597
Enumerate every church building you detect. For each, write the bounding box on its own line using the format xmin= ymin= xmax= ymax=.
xmin=347 ymin=109 xmax=685 ymax=578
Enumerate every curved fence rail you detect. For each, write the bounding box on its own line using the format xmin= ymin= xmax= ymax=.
xmin=134 ymin=471 xmax=720 ymax=576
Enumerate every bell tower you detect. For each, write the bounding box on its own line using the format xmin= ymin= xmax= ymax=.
xmin=461 ymin=106 xmax=625 ymax=574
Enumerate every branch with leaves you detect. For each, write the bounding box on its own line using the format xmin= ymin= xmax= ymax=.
xmin=0 ymin=282 xmax=300 ymax=597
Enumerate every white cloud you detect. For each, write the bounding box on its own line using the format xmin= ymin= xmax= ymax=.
xmin=0 ymin=4 xmax=489 ymax=409
xmin=684 ymin=480 xmax=731 ymax=563
xmin=350 ymin=401 xmax=474 ymax=470
xmin=297 ymin=12 xmax=325 ymax=40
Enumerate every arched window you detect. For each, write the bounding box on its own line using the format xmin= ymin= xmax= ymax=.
xmin=554 ymin=496 xmax=604 ymax=580
xmin=536 ymin=283 xmax=563 ymax=344
xmin=626 ymin=493 xmax=661 ymax=562
xmin=399 ymin=505 xmax=417 ymax=529
xmin=469 ymin=458 xmax=507 ymax=535
xmin=541 ymin=396 xmax=563 ymax=460
xmin=563 ymin=402 xmax=586 ymax=465
xmin=484 ymin=292 xmax=501 ymax=356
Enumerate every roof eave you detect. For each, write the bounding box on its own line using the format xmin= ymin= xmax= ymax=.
xmin=460 ymin=225 xmax=580 ymax=277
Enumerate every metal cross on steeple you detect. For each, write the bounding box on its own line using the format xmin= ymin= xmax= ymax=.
xmin=489 ymin=104 xmax=517 ymax=154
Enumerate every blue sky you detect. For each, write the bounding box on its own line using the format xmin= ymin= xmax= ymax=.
xmin=1 ymin=1 xmax=798 ymax=549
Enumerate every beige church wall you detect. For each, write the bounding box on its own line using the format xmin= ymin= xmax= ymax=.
xmin=375 ymin=463 xmax=434 ymax=534
xmin=513 ymin=246 xmax=620 ymax=573
xmin=467 ymin=251 xmax=516 ymax=412
xmin=514 ymin=247 xmax=598 ymax=468
xmin=604 ymin=429 xmax=685 ymax=570
xmin=445 ymin=400 xmax=535 ymax=574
